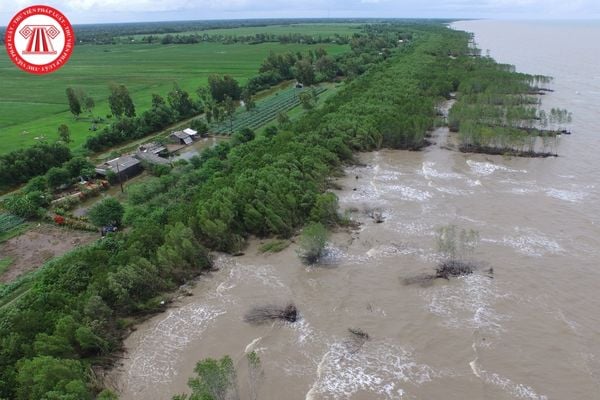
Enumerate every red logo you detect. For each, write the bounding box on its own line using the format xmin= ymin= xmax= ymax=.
xmin=4 ymin=5 xmax=75 ymax=74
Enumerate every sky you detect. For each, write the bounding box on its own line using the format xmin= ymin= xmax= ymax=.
xmin=1 ymin=0 xmax=599 ymax=25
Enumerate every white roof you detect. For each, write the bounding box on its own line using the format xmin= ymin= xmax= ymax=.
xmin=183 ymin=128 xmax=197 ymax=136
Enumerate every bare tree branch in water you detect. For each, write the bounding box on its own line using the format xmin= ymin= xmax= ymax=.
xmin=345 ymin=328 xmax=370 ymax=354
xmin=403 ymin=225 xmax=492 ymax=286
xmin=243 ymin=303 xmax=298 ymax=325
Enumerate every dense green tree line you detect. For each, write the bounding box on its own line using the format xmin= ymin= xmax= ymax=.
xmin=2 ymin=156 xmax=95 ymax=219
xmin=84 ymin=87 xmax=195 ymax=152
xmin=0 ymin=143 xmax=72 ymax=188
xmin=152 ymin=32 xmax=352 ymax=46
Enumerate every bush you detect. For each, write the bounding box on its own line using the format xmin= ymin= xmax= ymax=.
xmin=310 ymin=192 xmax=339 ymax=226
xmin=297 ymin=222 xmax=328 ymax=264
xmin=2 ymin=192 xmax=48 ymax=219
xmin=88 ymin=197 xmax=124 ymax=227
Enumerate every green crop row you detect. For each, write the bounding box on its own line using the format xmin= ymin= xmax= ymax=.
xmin=0 ymin=213 xmax=25 ymax=234
xmin=211 ymin=86 xmax=327 ymax=134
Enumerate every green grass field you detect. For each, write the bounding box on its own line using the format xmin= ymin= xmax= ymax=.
xmin=0 ymin=40 xmax=348 ymax=155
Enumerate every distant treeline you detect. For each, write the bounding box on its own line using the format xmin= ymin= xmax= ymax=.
xmin=146 ymin=32 xmax=352 ymax=45
xmin=0 ymin=18 xmax=452 ymax=45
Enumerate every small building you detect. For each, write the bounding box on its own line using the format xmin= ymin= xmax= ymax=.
xmin=169 ymin=131 xmax=193 ymax=145
xmin=138 ymin=142 xmax=166 ymax=156
xmin=183 ymin=128 xmax=198 ymax=137
xmin=136 ymin=142 xmax=170 ymax=165
xmin=95 ymin=155 xmax=142 ymax=181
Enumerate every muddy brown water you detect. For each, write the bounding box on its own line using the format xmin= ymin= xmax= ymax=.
xmin=110 ymin=21 xmax=600 ymax=399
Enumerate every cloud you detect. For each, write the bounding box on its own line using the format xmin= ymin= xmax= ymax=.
xmin=1 ymin=0 xmax=599 ymax=23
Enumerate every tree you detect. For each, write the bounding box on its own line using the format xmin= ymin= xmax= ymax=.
xmin=247 ymin=352 xmax=263 ymax=400
xmin=58 ymin=124 xmax=71 ymax=143
xmin=46 ymin=167 xmax=71 ymax=189
xmin=232 ymin=128 xmax=255 ymax=146
xmin=315 ymin=55 xmax=338 ymax=81
xmin=23 ymin=176 xmax=48 ymax=193
xmin=276 ymin=111 xmax=291 ymax=128
xmin=294 ymin=59 xmax=315 ymax=86
xmin=241 ymin=89 xmax=256 ymax=112
xmin=208 ymin=75 xmax=242 ymax=102
xmin=88 ymin=197 xmax=124 ymax=227
xmin=297 ymin=222 xmax=328 ymax=264
xmin=168 ymin=84 xmax=196 ymax=118
xmin=190 ymin=119 xmax=209 ymax=136
xmin=178 ymin=356 xmax=239 ymax=400
xmin=212 ymin=104 xmax=224 ymax=123
xmin=83 ymin=96 xmax=95 ymax=115
xmin=436 ymin=225 xmax=479 ymax=261
xmin=298 ymin=91 xmax=316 ymax=110
xmin=224 ymin=95 xmax=236 ymax=134
xmin=156 ymin=222 xmax=212 ymax=281
xmin=66 ymin=87 xmax=82 ymax=118
xmin=264 ymin=126 xmax=278 ymax=138
xmin=64 ymin=157 xmax=95 ymax=178
xmin=16 ymin=356 xmax=91 ymax=400
xmin=121 ymin=86 xmax=136 ymax=118
xmin=309 ymin=193 xmax=339 ymax=226
xmin=109 ymin=84 xmax=135 ymax=118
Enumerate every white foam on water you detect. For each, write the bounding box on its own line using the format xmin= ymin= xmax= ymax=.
xmin=318 ymin=244 xmax=346 ymax=265
xmin=545 ymin=188 xmax=588 ymax=203
xmin=391 ymin=221 xmax=431 ymax=236
xmin=423 ymin=275 xmax=507 ymax=332
xmin=421 ymin=161 xmax=464 ymax=180
xmin=509 ymin=187 xmax=539 ymax=195
xmin=348 ymin=184 xmax=382 ymax=202
xmin=224 ymin=262 xmax=287 ymax=290
xmin=387 ymin=184 xmax=432 ymax=201
xmin=306 ymin=341 xmax=436 ymax=400
xmin=492 ymin=228 xmax=563 ymax=257
xmin=469 ymin=358 xmax=548 ymax=400
xmin=365 ymin=243 xmax=417 ymax=259
xmin=467 ymin=179 xmax=482 ymax=186
xmin=245 ymin=337 xmax=263 ymax=353
xmin=126 ymin=304 xmax=226 ymax=394
xmin=467 ymin=160 xmax=526 ymax=176
xmin=375 ymin=170 xmax=406 ymax=182
xmin=434 ymin=185 xmax=474 ymax=196
xmin=293 ymin=317 xmax=320 ymax=346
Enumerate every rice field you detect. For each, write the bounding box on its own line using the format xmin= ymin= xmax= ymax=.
xmin=0 ymin=40 xmax=349 ymax=155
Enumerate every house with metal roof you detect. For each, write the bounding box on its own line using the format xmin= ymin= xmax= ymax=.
xmin=95 ymin=155 xmax=142 ymax=180
xmin=169 ymin=131 xmax=193 ymax=145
